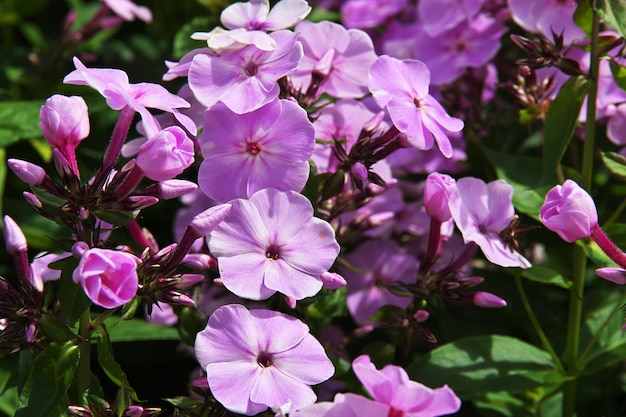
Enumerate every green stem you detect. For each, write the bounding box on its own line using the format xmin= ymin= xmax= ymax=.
xmin=577 ymin=291 xmax=626 ymax=368
xmin=78 ymin=307 xmax=91 ymax=395
xmin=515 ymin=275 xmax=564 ymax=371
xmin=562 ymin=11 xmax=600 ymax=417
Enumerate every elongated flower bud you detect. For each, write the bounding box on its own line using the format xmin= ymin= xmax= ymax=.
xmin=7 ymin=159 xmax=46 ymax=186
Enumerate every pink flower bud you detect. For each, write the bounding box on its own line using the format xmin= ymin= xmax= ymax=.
xmin=136 ymin=126 xmax=194 ymax=181
xmin=157 ymin=179 xmax=198 ymax=199
xmin=72 ymin=248 xmax=140 ymax=309
xmin=540 ymin=180 xmax=598 ymax=243
xmin=165 ymin=291 xmax=195 ymax=306
xmin=320 ymin=271 xmax=347 ymax=289
xmin=127 ymin=196 xmax=159 ymax=210
xmin=413 ymin=309 xmax=429 ymax=323
xmin=40 ymin=95 xmax=90 ymax=149
xmin=28 ymin=264 xmax=44 ymax=292
xmin=424 ymin=172 xmax=456 ymax=222
xmin=473 ymin=291 xmax=507 ymax=308
xmin=177 ymin=273 xmax=205 ymax=288
xmin=72 ymin=241 xmax=90 ymax=258
xmin=595 ymin=267 xmax=626 ymax=285
xmin=313 ymin=49 xmax=335 ymax=77
xmin=23 ymin=192 xmax=43 ymax=209
xmin=181 ymin=253 xmax=215 ymax=270
xmin=7 ymin=159 xmax=46 ymax=186
xmin=3 ymin=215 xmax=27 ymax=256
xmin=189 ymin=203 xmax=232 ymax=237
xmin=351 ymin=161 xmax=368 ymax=181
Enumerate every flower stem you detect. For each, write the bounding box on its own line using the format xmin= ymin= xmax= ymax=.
xmin=514 ymin=274 xmax=563 ymax=371
xmin=562 ymin=11 xmax=600 ymax=417
xmin=103 ymin=106 xmax=135 ymax=172
xmin=591 ymin=226 xmax=626 ymax=268
xmin=78 ymin=307 xmax=91 ymax=395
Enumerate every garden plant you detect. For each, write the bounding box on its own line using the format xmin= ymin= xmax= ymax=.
xmin=2 ymin=0 xmax=626 ymax=416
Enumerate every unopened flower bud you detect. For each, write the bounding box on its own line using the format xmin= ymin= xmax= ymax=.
xmin=137 ymin=126 xmax=194 ymax=181
xmin=127 ymin=196 xmax=159 ymax=210
xmin=540 ymin=179 xmax=598 ymax=243
xmin=165 ymin=291 xmax=195 ymax=306
xmin=7 ymin=159 xmax=46 ymax=186
xmin=424 ymin=172 xmax=456 ymax=222
xmin=351 ymin=162 xmax=368 ymax=181
xmin=473 ymin=291 xmax=507 ymax=308
xmin=177 ymin=273 xmax=205 ymax=288
xmin=3 ymin=215 xmax=27 ymax=256
xmin=40 ymin=94 xmax=89 ymax=149
xmin=313 ymin=49 xmax=335 ymax=77
xmin=72 ymin=241 xmax=90 ymax=258
xmin=457 ymin=276 xmax=484 ymax=288
xmin=189 ymin=203 xmax=232 ymax=237
xmin=595 ymin=267 xmax=626 ymax=285
xmin=23 ymin=192 xmax=43 ymax=209
xmin=285 ymin=296 xmax=297 ymax=309
xmin=25 ymin=321 xmax=38 ymax=343
xmin=67 ymin=406 xmax=94 ymax=417
xmin=182 ymin=253 xmax=216 ymax=270
xmin=320 ymin=271 xmax=347 ymax=289
xmin=28 ymin=264 xmax=44 ymax=292
xmin=157 ymin=179 xmax=198 ymax=199
xmin=413 ymin=309 xmax=429 ymax=323
xmin=367 ymin=211 xmax=395 ymax=228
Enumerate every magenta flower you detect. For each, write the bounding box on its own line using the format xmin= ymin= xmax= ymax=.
xmin=136 ymin=126 xmax=195 ymax=181
xmin=448 ymin=177 xmax=531 ymax=268
xmin=197 ymin=99 xmax=314 ymax=202
xmin=63 ymin=57 xmax=194 ymax=137
xmin=352 ymin=355 xmax=461 ymax=416
xmin=539 ymin=180 xmax=598 ymax=243
xmin=188 ymin=30 xmax=302 ymax=114
xmin=194 ymin=304 xmax=334 ymax=415
xmin=40 ymin=94 xmax=90 ymax=151
xmin=291 ymin=20 xmax=378 ymax=98
xmin=206 ymin=188 xmax=340 ymax=300
xmin=102 ymin=0 xmax=152 ymax=22
xmin=72 ymin=248 xmax=140 ymax=309
xmin=339 ymin=239 xmax=418 ymax=324
xmin=368 ymin=55 xmax=464 ymax=158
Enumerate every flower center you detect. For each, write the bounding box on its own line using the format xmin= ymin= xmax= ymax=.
xmin=244 ymin=61 xmax=259 ymax=77
xmin=266 ymin=244 xmax=280 ymax=260
xmin=246 ymin=141 xmax=262 ymax=155
xmin=257 ymin=351 xmax=273 ymax=368
xmin=413 ymin=97 xmax=423 ymax=111
xmin=387 ymin=407 xmax=405 ymax=417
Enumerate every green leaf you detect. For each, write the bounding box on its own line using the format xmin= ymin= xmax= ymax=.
xmin=0 ymin=386 xmax=18 ymax=417
xmin=93 ymin=325 xmax=139 ymax=403
xmin=102 ymin=317 xmax=180 ymax=343
xmin=58 ymin=258 xmax=92 ymax=327
xmin=0 ymin=356 xmax=18 ymax=395
xmin=0 ymin=148 xmax=6 ymax=217
xmin=582 ymin=337 xmax=626 ymax=374
xmin=609 ymin=58 xmax=626 ymax=93
xmin=594 ymin=0 xmax=626 ymax=38
xmin=601 ymin=151 xmax=626 ymax=181
xmin=574 ymin=0 xmax=593 ymax=37
xmin=177 ymin=306 xmax=207 ymax=346
xmin=406 ymin=335 xmax=567 ymax=394
xmin=93 ymin=209 xmax=139 ymax=226
xmin=540 ymin=76 xmax=589 ymax=186
xmin=15 ymin=341 xmax=80 ymax=417
xmin=521 ymin=265 xmax=573 ymax=289
xmin=38 ymin=314 xmax=77 ymax=342
xmin=301 ymin=160 xmax=319 ymax=209
xmin=0 ymin=100 xmax=43 ymax=147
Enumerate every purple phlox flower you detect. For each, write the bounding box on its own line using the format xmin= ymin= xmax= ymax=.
xmin=31 ymin=252 xmax=70 ymax=283
xmin=188 ymin=30 xmax=302 ymax=114
xmin=206 ymin=188 xmax=340 ymax=301
xmin=63 ymin=57 xmax=194 ymax=138
xmin=136 ymin=126 xmax=195 ymax=181
xmin=163 ymin=48 xmax=215 ymax=81
xmin=448 ymin=177 xmax=531 ymax=268
xmin=102 ymin=0 xmax=152 ymax=22
xmin=508 ymin=0 xmax=585 ymax=46
xmin=386 ymin=132 xmax=467 ymax=175
xmin=340 ymin=0 xmax=408 ymax=29
xmin=339 ymin=239 xmax=418 ymax=324
xmin=351 ymin=354 xmax=462 ymax=416
xmin=197 ymin=99 xmax=314 ymax=202
xmin=221 ymin=0 xmax=311 ymax=31
xmin=192 ymin=27 xmax=277 ymax=53
xmin=369 ymin=55 xmax=464 ymax=158
xmin=417 ymin=0 xmax=483 ymax=36
xmin=379 ymin=20 xmax=421 ymax=61
xmin=72 ymin=248 xmax=140 ymax=309
xmin=411 ymin=13 xmax=507 ymax=85
xmin=173 ymin=190 xmax=216 ymax=253
xmin=291 ymin=20 xmax=378 ymax=99
xmin=194 ymin=304 xmax=334 ymax=415
xmin=291 ymin=392 xmax=387 ymax=417
xmin=539 ymin=179 xmax=598 ymax=243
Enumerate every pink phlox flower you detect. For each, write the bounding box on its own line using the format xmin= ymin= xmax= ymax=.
xmin=221 ymin=0 xmax=311 ymax=31
xmin=339 ymin=239 xmax=418 ymax=324
xmin=369 ymin=55 xmax=464 ymax=158
xmin=31 ymin=252 xmax=70 ymax=283
xmin=411 ymin=13 xmax=507 ymax=85
xmin=163 ymin=48 xmax=215 ymax=81
xmin=292 ymin=20 xmax=378 ymax=99
xmin=136 ymin=126 xmax=195 ymax=181
xmin=508 ymin=0 xmax=585 ymax=46
xmin=386 ymin=132 xmax=467 ymax=175
xmin=352 ymin=355 xmax=462 ymax=417
xmin=206 ymin=188 xmax=340 ymax=301
xmin=448 ymin=177 xmax=531 ymax=268
xmin=72 ymin=248 xmax=140 ymax=309
xmin=194 ymin=304 xmax=335 ymax=415
xmin=64 ymin=57 xmax=194 ymax=137
xmin=417 ymin=0 xmax=483 ymax=36
xmin=188 ymin=30 xmax=302 ymax=114
xmin=102 ymin=0 xmax=152 ymax=22
xmin=197 ymin=99 xmax=314 ymax=202
xmin=290 ymin=393 xmax=387 ymax=417
xmin=340 ymin=0 xmax=408 ymax=29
